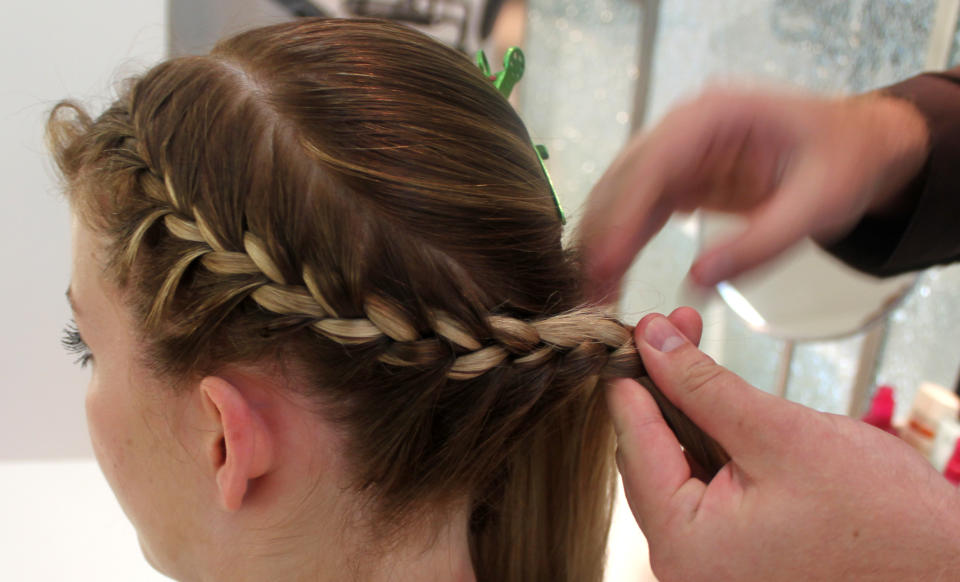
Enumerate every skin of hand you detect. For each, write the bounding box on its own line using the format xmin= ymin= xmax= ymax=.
xmin=609 ymin=308 xmax=960 ymax=582
xmin=580 ymin=88 xmax=929 ymax=301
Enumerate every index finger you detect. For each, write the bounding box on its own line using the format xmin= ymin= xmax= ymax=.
xmin=580 ymin=100 xmax=726 ymax=301
xmin=580 ymin=142 xmax=672 ymax=302
xmin=606 ymin=377 xmax=701 ymax=529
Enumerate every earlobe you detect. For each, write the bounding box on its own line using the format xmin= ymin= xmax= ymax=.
xmin=200 ymin=376 xmax=274 ymax=511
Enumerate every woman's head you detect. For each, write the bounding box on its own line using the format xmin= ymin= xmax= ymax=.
xmin=53 ymin=18 xmax=722 ymax=582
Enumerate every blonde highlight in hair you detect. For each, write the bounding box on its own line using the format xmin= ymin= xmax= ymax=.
xmin=49 ymin=18 xmax=724 ymax=581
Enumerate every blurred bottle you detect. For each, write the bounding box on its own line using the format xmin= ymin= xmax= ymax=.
xmin=902 ymin=382 xmax=959 ymax=458
xmin=861 ymin=385 xmax=897 ymax=435
xmin=943 ymin=439 xmax=960 ymax=486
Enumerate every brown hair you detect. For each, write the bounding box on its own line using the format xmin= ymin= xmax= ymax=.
xmin=49 ymin=18 xmax=724 ymax=582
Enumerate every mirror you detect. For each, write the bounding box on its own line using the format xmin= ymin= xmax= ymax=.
xmin=693 ymin=213 xmax=918 ymax=407
xmin=698 ymin=213 xmax=917 ymax=341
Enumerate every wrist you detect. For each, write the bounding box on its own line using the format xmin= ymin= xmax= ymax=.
xmin=857 ymin=94 xmax=930 ymax=217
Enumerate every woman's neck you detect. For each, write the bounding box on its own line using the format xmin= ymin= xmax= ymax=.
xmin=202 ymin=499 xmax=477 ymax=582
xmin=360 ymin=504 xmax=477 ymax=582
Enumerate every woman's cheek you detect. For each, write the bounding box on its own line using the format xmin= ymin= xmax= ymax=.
xmin=85 ymin=375 xmax=133 ymax=503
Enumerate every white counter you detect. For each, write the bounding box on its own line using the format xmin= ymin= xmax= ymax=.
xmin=0 ymin=459 xmax=170 ymax=581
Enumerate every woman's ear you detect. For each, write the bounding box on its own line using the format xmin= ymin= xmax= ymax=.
xmin=199 ymin=376 xmax=275 ymax=511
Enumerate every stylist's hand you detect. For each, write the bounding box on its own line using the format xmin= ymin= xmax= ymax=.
xmin=582 ymin=89 xmax=928 ymax=301
xmin=610 ymin=309 xmax=960 ymax=582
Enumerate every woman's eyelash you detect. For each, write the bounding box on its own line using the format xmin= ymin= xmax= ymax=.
xmin=61 ymin=320 xmax=92 ymax=368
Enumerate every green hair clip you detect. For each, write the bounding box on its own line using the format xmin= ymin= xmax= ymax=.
xmin=476 ymin=47 xmax=566 ymax=225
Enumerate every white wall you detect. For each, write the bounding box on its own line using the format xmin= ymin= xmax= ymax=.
xmin=0 ymin=2 xmax=165 ymax=460
xmin=168 ymin=0 xmax=292 ymax=56
xmin=1 ymin=459 xmax=171 ymax=580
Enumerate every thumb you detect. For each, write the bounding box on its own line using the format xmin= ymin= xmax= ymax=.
xmin=636 ymin=315 xmax=797 ymax=462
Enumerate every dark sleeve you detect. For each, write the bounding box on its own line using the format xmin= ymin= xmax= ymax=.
xmin=826 ymin=68 xmax=960 ymax=277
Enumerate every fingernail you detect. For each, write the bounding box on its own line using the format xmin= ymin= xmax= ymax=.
xmin=644 ymin=316 xmax=686 ymax=352
xmin=678 ymin=277 xmax=711 ymax=311
xmin=692 ymin=255 xmax=728 ymax=288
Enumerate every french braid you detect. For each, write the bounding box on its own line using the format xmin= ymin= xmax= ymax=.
xmin=119 ymin=173 xmax=727 ymax=471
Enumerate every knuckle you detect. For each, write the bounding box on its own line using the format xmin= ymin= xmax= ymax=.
xmin=648 ymin=544 xmax=696 ymax=582
xmin=628 ymin=412 xmax=666 ymax=436
xmin=696 ymin=84 xmax=730 ymax=105
xmin=695 ymin=84 xmax=742 ymax=111
xmin=678 ymin=357 xmax=728 ymax=398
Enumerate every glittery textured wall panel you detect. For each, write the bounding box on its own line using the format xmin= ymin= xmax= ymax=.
xmin=521 ymin=0 xmax=642 ymax=222
xmin=876 ymin=267 xmax=960 ymax=416
xmin=523 ymin=0 xmax=960 ymax=416
xmin=647 ymin=0 xmax=935 ymax=122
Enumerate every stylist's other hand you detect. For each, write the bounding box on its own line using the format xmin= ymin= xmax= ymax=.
xmin=582 ymin=89 xmax=928 ymax=301
xmin=609 ymin=311 xmax=960 ymax=582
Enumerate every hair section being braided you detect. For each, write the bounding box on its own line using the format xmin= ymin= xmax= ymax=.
xmin=145 ymin=204 xmax=646 ymax=375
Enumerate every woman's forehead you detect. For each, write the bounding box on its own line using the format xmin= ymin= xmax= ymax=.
xmin=68 ymin=218 xmax=113 ymax=314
